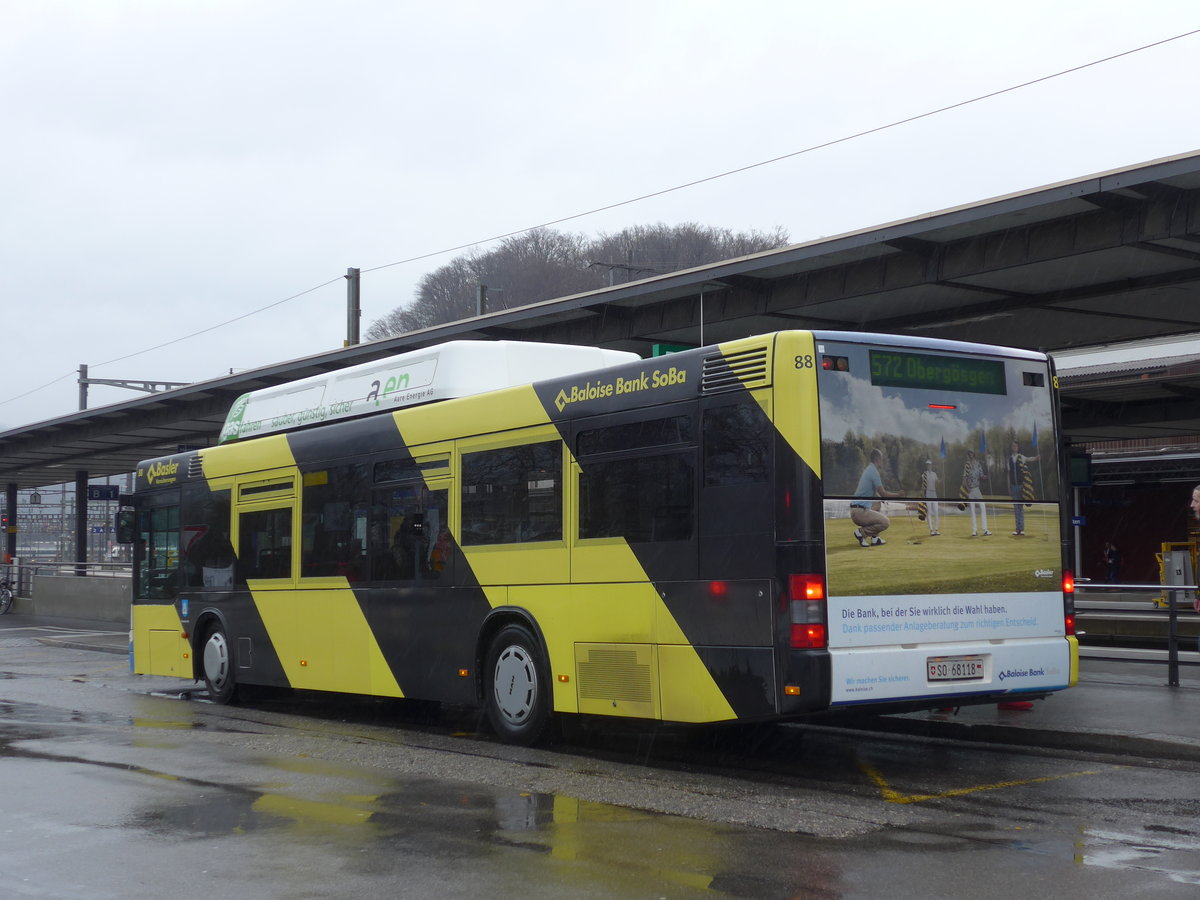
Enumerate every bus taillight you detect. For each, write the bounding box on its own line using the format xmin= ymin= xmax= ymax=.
xmin=791 ymin=624 xmax=827 ymax=648
xmin=788 ymin=574 xmax=827 ymax=649
xmin=790 ymin=573 xmax=824 ymax=601
xmin=1063 ymin=570 xmax=1076 ymax=635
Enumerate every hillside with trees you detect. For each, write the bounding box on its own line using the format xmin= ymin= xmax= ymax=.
xmin=365 ymin=223 xmax=789 ymax=340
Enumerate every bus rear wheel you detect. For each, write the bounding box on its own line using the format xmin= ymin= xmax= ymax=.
xmin=484 ymin=624 xmax=551 ymax=746
xmin=201 ymin=624 xmax=238 ymax=704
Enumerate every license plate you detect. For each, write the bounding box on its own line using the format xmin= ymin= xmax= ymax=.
xmin=927 ymin=655 xmax=985 ymax=681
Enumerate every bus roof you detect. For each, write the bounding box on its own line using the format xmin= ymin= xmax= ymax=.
xmin=217 ymin=340 xmax=640 ymax=444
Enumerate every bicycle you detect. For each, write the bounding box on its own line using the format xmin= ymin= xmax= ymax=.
xmin=0 ymin=579 xmax=12 ymax=615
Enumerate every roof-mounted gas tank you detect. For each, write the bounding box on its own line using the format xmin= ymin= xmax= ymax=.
xmin=218 ymin=340 xmax=640 ymax=443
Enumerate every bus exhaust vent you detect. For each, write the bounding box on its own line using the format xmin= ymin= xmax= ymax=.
xmin=577 ymin=646 xmax=652 ymax=703
xmin=187 ymin=456 xmax=204 ymax=479
xmin=702 ymin=346 xmax=769 ymax=394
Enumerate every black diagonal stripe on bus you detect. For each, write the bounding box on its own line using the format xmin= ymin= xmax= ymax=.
xmin=693 ymin=646 xmax=778 ymax=718
xmin=200 ymin=589 xmax=290 ymax=688
xmin=286 ymin=413 xmax=410 ymax=466
xmin=531 ymin=346 xmax=812 ymax=720
xmin=289 ymin=414 xmax=494 ymax=705
xmin=348 ymin=579 xmax=493 ymax=707
xmin=180 ymin=467 xmax=289 ymax=691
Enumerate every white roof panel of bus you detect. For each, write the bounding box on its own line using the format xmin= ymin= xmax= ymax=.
xmin=218 ymin=340 xmax=640 ymax=443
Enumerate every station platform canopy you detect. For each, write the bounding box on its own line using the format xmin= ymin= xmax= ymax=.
xmin=5 ymin=149 xmax=1200 ymax=489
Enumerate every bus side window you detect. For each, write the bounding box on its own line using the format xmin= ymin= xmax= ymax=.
xmin=138 ymin=498 xmax=181 ymax=600
xmin=301 ymin=465 xmax=369 ymax=580
xmin=461 ymin=442 xmax=561 ymax=545
xmin=579 ymin=453 xmax=694 ymax=543
xmin=238 ymin=508 xmax=293 ymax=580
xmin=575 ymin=411 xmax=697 ymax=545
xmin=369 ymin=484 xmax=450 ymax=582
xmin=181 ymin=486 xmax=234 ymax=589
xmin=703 ymin=400 xmax=770 ymax=486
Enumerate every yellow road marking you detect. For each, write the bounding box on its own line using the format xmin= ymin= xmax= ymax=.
xmin=859 ymin=759 xmax=1108 ymax=804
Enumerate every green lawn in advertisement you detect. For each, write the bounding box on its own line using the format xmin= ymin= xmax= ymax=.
xmin=825 ymin=502 xmax=1061 ymax=597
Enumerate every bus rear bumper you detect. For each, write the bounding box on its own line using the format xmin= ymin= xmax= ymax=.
xmin=824 ymin=637 xmax=1073 ymax=708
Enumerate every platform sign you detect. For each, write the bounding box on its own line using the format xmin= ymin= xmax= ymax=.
xmin=86 ymin=485 xmax=120 ymax=501
xmin=651 ymin=342 xmax=694 ymax=357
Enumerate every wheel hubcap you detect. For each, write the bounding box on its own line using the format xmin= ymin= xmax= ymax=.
xmin=492 ymin=644 xmax=536 ymax=725
xmin=203 ymin=631 xmax=230 ymax=691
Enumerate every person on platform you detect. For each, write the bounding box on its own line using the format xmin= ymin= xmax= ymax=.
xmin=1103 ymin=540 xmax=1121 ymax=583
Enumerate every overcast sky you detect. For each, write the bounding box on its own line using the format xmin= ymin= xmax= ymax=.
xmin=2 ymin=1 xmax=1198 ymax=430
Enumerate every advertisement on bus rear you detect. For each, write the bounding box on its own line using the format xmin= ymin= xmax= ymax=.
xmin=812 ymin=339 xmax=1069 ymax=704
xmin=815 ymin=340 xmax=1061 ymax=604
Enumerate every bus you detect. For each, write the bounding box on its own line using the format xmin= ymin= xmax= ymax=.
xmin=123 ymin=331 xmax=1076 ymax=744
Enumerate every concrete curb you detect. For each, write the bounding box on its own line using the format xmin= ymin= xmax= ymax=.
xmin=870 ymin=714 xmax=1200 ymax=764
xmin=33 ymin=636 xmax=129 ymax=656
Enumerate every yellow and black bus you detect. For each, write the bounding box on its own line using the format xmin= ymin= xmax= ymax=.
xmin=125 ymin=331 xmax=1076 ymax=744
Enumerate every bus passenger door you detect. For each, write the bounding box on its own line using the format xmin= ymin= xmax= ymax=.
xmin=231 ymin=472 xmax=316 ymax=689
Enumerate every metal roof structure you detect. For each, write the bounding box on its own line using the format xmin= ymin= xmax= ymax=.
xmin=1056 ymin=347 xmax=1200 ymax=446
xmin=5 ymin=149 xmax=1200 ymax=489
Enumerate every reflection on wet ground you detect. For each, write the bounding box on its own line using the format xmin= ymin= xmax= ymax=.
xmin=0 ymin=699 xmax=133 ymax=730
xmin=3 ymin=631 xmax=1199 ymax=895
xmin=119 ymin=768 xmax=835 ymax=896
xmin=0 ymin=691 xmax=848 ymax=895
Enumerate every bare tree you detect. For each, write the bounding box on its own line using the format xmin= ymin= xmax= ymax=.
xmin=587 ymin=223 xmax=789 ymax=282
xmin=470 ymin=228 xmax=595 ymax=311
xmin=365 ymin=222 xmax=790 ymax=340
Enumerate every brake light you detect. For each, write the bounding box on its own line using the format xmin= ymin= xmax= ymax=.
xmin=1063 ymin=570 xmax=1076 ymax=635
xmin=791 ymin=623 xmax=827 ymax=648
xmin=788 ymin=574 xmax=827 ymax=649
xmin=790 ymin=574 xmax=824 ymax=601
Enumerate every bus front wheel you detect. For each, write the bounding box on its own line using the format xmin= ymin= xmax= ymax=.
xmin=484 ymin=624 xmax=551 ymax=745
xmin=201 ymin=624 xmax=238 ymax=704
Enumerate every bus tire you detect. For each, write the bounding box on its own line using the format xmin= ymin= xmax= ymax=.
xmin=484 ymin=624 xmax=551 ymax=746
xmin=200 ymin=623 xmax=238 ymax=705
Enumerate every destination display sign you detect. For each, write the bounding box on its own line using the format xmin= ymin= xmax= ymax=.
xmin=869 ymin=349 xmax=1007 ymax=395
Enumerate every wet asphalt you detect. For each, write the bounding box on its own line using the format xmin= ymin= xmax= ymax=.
xmin=10 ymin=612 xmax=1200 ymax=764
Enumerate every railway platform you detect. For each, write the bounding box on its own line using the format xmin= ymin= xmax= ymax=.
xmin=879 ymin=653 xmax=1200 ymax=763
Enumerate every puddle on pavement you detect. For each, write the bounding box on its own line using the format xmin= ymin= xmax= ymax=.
xmin=0 ymin=698 xmax=207 ymax=737
xmin=124 ymin=777 xmax=816 ymax=895
xmin=0 ymin=699 xmax=130 ymax=728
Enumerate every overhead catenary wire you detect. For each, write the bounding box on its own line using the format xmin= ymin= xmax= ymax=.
xmin=91 ymin=277 xmax=345 ymax=370
xmin=360 ymin=26 xmax=1200 ymax=276
xmin=2 ymin=26 xmax=1197 ymax=414
xmin=0 ymin=277 xmax=344 ymax=412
